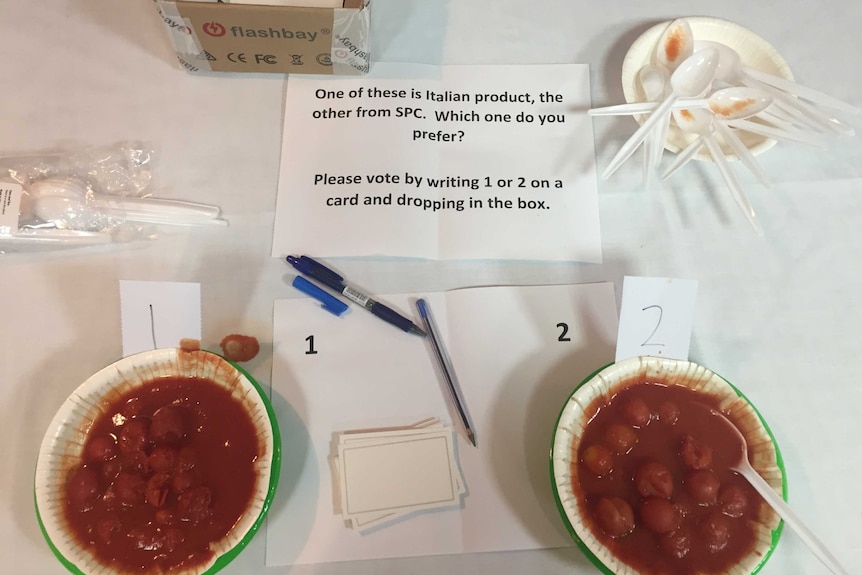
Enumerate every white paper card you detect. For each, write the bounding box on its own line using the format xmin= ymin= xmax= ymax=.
xmin=119 ymin=281 xmax=201 ymax=357
xmin=273 ymin=62 xmax=601 ymax=263
xmin=266 ymin=282 xmax=619 ymax=565
xmin=0 ymin=182 xmax=22 ymax=234
xmin=615 ymin=276 xmax=698 ymax=362
xmin=340 ymin=434 xmax=457 ymax=514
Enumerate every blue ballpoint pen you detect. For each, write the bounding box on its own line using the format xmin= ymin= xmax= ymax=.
xmin=286 ymin=255 xmax=427 ymax=337
xmin=416 ymin=298 xmax=477 ymax=447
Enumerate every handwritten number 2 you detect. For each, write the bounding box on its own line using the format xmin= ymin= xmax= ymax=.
xmin=641 ymin=305 xmax=665 ymax=347
xmin=305 ymin=335 xmax=318 ymax=355
xmin=557 ymin=322 xmax=571 ymax=342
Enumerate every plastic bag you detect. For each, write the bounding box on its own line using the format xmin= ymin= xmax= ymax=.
xmin=0 ymin=142 xmax=226 ymax=254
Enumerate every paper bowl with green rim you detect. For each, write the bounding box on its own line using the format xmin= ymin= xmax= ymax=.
xmin=550 ymin=356 xmax=787 ymax=575
xmin=34 ymin=347 xmax=281 ymax=575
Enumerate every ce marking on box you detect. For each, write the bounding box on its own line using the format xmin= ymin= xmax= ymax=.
xmin=227 ymin=53 xmax=278 ymax=65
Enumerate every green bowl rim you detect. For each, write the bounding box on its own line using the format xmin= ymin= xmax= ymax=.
xmin=549 ymin=360 xmax=788 ymax=575
xmin=33 ymin=351 xmax=283 ymax=575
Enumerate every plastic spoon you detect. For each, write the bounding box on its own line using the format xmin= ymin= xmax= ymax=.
xmin=696 ymin=41 xmax=854 ymax=136
xmin=590 ymin=84 xmax=770 ymax=118
xmin=661 ymin=88 xmax=773 ymax=183
xmin=651 ymin=18 xmax=694 ymax=169
xmin=691 ymin=404 xmax=850 ymax=575
xmin=671 ymin=107 xmax=763 ymax=234
xmin=661 ymin=86 xmax=772 ymax=180
xmin=602 ymin=48 xmax=720 ymax=180
xmin=636 ymin=65 xmax=669 ymax=186
xmin=696 ymin=40 xmax=859 ymax=115
xmin=31 ymin=195 xmax=229 ymax=229
xmin=726 ymin=118 xmax=828 ymax=147
xmin=707 ymin=87 xmax=774 ymax=187
xmin=28 ymin=177 xmax=222 ymax=218
xmin=655 ymin=19 xmax=694 ymax=71
xmin=589 ymin=99 xmax=709 ymax=117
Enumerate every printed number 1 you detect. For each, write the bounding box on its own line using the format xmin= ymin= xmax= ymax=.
xmin=305 ymin=335 xmax=318 ymax=355
xmin=641 ymin=305 xmax=665 ymax=347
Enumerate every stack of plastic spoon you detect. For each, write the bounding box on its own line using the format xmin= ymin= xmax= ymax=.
xmin=602 ymin=47 xmax=721 ymax=180
xmin=24 ymin=177 xmax=228 ymax=230
xmin=697 ymin=40 xmax=857 ymax=136
xmin=659 ymin=87 xmax=774 ymax=184
xmin=672 ymin=106 xmax=763 ymax=234
xmin=590 ymin=94 xmax=826 ymax=148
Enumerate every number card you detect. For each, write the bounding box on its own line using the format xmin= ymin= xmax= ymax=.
xmin=615 ymin=276 xmax=698 ymax=362
xmin=119 ymin=280 xmax=201 ymax=357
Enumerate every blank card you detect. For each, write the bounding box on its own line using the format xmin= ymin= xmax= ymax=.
xmin=340 ymin=434 xmax=458 ymax=515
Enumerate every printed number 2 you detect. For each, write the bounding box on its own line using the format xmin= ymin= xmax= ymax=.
xmin=557 ymin=322 xmax=571 ymax=342
xmin=641 ymin=305 xmax=665 ymax=347
xmin=305 ymin=335 xmax=318 ymax=355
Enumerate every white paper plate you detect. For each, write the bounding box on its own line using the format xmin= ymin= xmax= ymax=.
xmin=621 ymin=17 xmax=794 ymax=160
xmin=34 ymin=348 xmax=281 ymax=575
xmin=550 ymin=356 xmax=786 ymax=575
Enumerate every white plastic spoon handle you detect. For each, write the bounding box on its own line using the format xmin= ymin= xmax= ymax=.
xmin=588 ymin=98 xmax=708 ymax=117
xmin=727 ymin=120 xmax=826 ymax=148
xmin=652 ymin=110 xmax=671 ymax=167
xmin=727 ymin=119 xmax=827 ymax=147
xmin=746 ymin=78 xmax=854 ymax=136
xmin=111 ymin=209 xmax=230 ymax=227
xmin=713 ymin=121 xmax=771 ymax=188
xmin=743 ymin=66 xmax=860 ymax=115
xmin=660 ymin=137 xmax=704 ymax=180
xmin=642 ymin=136 xmax=652 ymax=188
xmin=737 ymin=464 xmax=849 ymax=575
xmin=702 ymin=135 xmax=763 ymax=235
xmin=602 ymin=96 xmax=678 ymax=179
xmin=758 ymin=110 xmax=798 ymax=131
xmin=92 ymin=196 xmax=221 ymax=218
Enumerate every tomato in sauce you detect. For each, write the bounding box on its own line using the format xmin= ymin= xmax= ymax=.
xmin=573 ymin=382 xmax=766 ymax=575
xmin=63 ymin=376 xmax=260 ymax=574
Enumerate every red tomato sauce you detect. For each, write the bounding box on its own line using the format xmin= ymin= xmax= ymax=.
xmin=63 ymin=376 xmax=260 ymax=574
xmin=572 ymin=382 xmax=766 ymax=575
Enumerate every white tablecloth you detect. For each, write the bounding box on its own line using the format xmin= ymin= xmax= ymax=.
xmin=1 ymin=1 xmax=860 ymax=573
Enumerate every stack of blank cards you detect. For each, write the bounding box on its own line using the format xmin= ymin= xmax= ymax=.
xmin=332 ymin=418 xmax=466 ymax=531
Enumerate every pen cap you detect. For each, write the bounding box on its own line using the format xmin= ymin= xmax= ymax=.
xmin=292 ymin=276 xmax=349 ymax=316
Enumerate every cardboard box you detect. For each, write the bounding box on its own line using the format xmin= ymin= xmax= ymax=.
xmin=153 ymin=0 xmax=370 ymax=75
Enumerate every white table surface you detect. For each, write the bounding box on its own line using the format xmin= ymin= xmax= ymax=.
xmin=2 ymin=1 xmax=861 ymax=574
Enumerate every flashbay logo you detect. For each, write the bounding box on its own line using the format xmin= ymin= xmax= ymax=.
xmin=202 ymin=21 xmax=226 ymax=37
xmin=227 ymin=26 xmax=320 ymax=42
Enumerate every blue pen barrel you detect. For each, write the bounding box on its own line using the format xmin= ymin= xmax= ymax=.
xmin=370 ymin=302 xmax=414 ymax=332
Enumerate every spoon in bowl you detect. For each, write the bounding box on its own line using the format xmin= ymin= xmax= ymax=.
xmin=602 ymin=47 xmax=720 ymax=180
xmin=655 ymin=19 xmax=694 ymax=72
xmin=697 ymin=40 xmax=855 ymax=136
xmin=661 ymin=87 xmax=774 ymax=186
xmin=670 ymin=107 xmax=763 ymax=234
xmin=692 ymin=403 xmax=850 ymax=575
xmin=636 ymin=64 xmax=670 ymax=185
xmin=698 ymin=40 xmax=859 ymax=116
